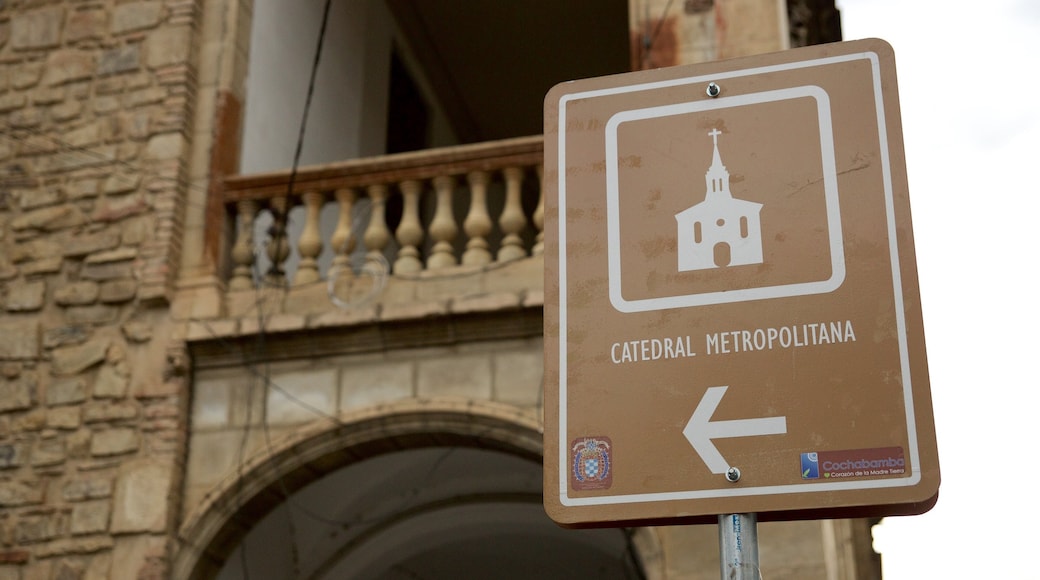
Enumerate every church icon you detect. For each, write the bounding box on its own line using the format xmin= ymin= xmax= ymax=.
xmin=675 ymin=129 xmax=763 ymax=271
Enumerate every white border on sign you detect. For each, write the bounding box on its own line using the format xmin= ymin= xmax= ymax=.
xmin=604 ymin=85 xmax=846 ymax=313
xmin=555 ymin=51 xmax=925 ymax=507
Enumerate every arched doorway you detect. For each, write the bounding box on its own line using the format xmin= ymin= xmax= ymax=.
xmin=174 ymin=401 xmax=660 ymax=579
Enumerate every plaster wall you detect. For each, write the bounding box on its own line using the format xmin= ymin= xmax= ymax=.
xmin=630 ymin=0 xmax=790 ymax=68
xmin=239 ymin=0 xmax=393 ymax=173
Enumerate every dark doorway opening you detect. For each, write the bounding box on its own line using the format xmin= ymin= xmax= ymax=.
xmin=386 ymin=45 xmax=431 ymax=154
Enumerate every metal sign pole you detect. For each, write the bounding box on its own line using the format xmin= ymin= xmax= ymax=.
xmin=718 ymin=513 xmax=760 ymax=579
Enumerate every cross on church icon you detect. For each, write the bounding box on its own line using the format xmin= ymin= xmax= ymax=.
xmin=675 ymin=129 xmax=764 ymax=271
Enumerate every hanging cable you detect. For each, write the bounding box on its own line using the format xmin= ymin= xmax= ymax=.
xmin=246 ymin=0 xmax=335 ymax=576
xmin=285 ymin=0 xmax=335 ymax=204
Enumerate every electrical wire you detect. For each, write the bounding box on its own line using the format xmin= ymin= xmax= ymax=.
xmin=245 ymin=0 xmax=335 ymax=575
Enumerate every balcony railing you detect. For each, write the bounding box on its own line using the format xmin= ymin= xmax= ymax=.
xmin=221 ymin=136 xmax=544 ymax=293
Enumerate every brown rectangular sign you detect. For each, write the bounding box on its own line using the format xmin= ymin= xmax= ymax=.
xmin=543 ymin=39 xmax=939 ymax=526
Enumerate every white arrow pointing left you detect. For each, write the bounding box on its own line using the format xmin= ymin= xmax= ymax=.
xmin=683 ymin=385 xmax=788 ymax=474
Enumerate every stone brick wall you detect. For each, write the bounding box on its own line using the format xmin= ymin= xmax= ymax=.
xmin=1 ymin=1 xmax=199 ymax=578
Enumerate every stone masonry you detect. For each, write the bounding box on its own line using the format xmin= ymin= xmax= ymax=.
xmin=185 ymin=334 xmax=545 ymax=516
xmin=1 ymin=1 xmax=197 ymax=578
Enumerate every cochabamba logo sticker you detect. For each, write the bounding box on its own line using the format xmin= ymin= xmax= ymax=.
xmin=801 ymin=447 xmax=906 ymax=480
xmin=801 ymin=452 xmax=820 ymax=479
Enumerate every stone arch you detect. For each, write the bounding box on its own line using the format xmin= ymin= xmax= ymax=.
xmin=173 ymin=398 xmax=663 ymax=579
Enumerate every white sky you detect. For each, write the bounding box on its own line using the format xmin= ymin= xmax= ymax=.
xmin=836 ymin=1 xmax=1040 ymax=577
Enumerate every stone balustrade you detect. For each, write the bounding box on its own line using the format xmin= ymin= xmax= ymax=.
xmin=221 ymin=136 xmax=545 ymax=290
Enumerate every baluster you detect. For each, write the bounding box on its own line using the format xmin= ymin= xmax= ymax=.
xmin=532 ymin=165 xmax=545 ymax=256
xmin=229 ymin=199 xmax=257 ymax=290
xmin=363 ymin=183 xmax=390 ymax=261
xmin=462 ymin=170 xmax=492 ymax=266
xmin=330 ymin=188 xmax=357 ymax=269
xmin=498 ymin=167 xmax=527 ymax=262
xmin=427 ymin=175 xmax=458 ymax=270
xmin=394 ymin=179 xmax=424 ymax=274
xmin=293 ymin=191 xmax=324 ymax=285
xmin=266 ymin=196 xmax=290 ymax=284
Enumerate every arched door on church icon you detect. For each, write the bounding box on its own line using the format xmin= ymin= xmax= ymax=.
xmin=713 ymin=242 xmax=731 ymax=268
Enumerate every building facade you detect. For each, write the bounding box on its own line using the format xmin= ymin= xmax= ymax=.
xmin=0 ymin=1 xmax=872 ymax=578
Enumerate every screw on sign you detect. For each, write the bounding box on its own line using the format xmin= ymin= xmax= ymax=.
xmin=543 ymin=38 xmax=939 ymax=528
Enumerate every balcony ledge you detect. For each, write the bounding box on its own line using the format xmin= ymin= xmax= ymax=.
xmin=180 ymin=255 xmax=544 ymax=370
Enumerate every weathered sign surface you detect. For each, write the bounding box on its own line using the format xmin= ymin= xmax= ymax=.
xmin=543 ymin=39 xmax=939 ymax=526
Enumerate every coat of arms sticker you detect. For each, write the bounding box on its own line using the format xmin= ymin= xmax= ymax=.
xmin=571 ymin=437 xmax=613 ymax=491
